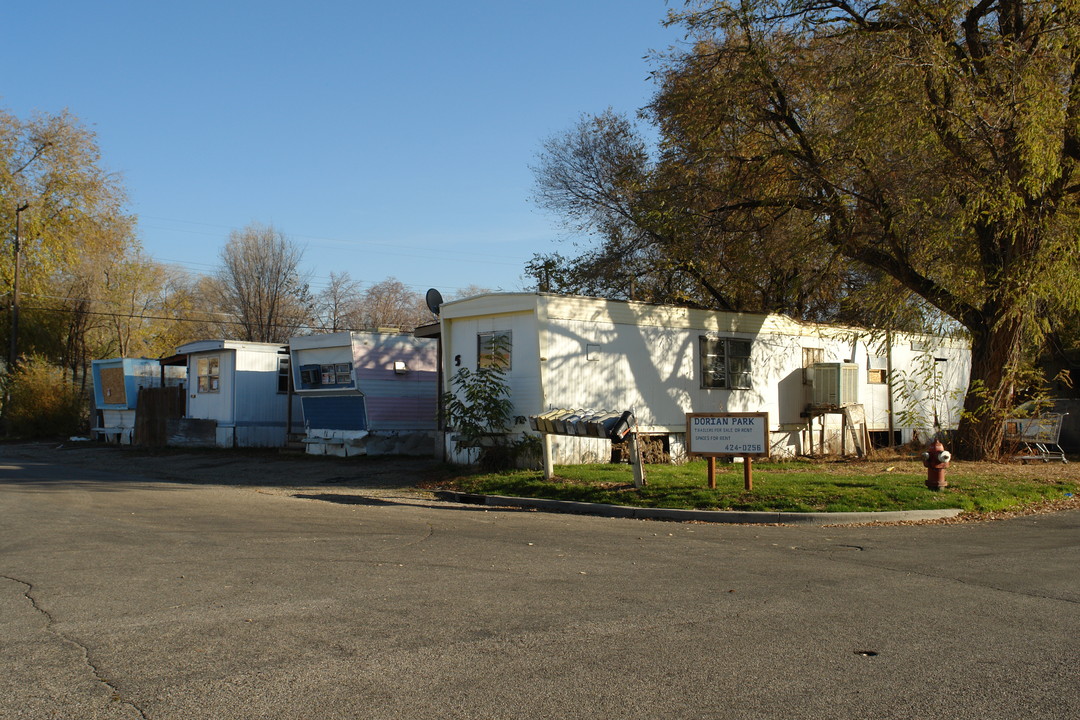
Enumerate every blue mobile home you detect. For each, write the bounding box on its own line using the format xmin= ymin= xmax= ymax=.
xmin=91 ymin=357 xmax=186 ymax=444
xmin=172 ymin=340 xmax=302 ymax=448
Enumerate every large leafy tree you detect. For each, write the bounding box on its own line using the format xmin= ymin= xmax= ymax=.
xmin=657 ymin=0 xmax=1080 ymax=459
xmin=1 ymin=109 xmax=144 ymax=381
xmin=538 ymin=1 xmax=1080 ymax=459
xmin=532 ymin=109 xmax=853 ymax=316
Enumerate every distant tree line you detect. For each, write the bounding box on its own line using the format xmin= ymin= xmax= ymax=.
xmin=0 ymin=108 xmax=475 ymax=410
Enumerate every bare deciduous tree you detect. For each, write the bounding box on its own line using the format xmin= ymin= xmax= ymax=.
xmin=314 ymin=271 xmax=364 ymax=332
xmin=215 ymin=223 xmax=313 ymax=343
xmin=356 ymin=278 xmax=429 ymax=331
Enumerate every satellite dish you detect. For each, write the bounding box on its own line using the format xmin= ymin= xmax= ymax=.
xmin=425 ymin=288 xmax=444 ymax=316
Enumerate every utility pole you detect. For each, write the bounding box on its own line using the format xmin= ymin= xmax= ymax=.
xmin=8 ymin=202 xmax=29 ymax=369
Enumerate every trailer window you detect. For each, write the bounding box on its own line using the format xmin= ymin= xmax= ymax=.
xmin=868 ymin=357 xmax=888 ymax=384
xmin=278 ymin=357 xmax=291 ymax=393
xmin=700 ymin=337 xmax=752 ymax=389
xmin=478 ymin=331 xmax=512 ymax=371
xmin=197 ymin=356 xmax=220 ymax=393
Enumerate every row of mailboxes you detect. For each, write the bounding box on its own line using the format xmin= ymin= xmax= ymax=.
xmin=528 ymin=409 xmax=634 ymax=441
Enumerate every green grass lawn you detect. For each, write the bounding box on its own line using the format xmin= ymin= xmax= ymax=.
xmin=440 ymin=458 xmax=1079 ymax=514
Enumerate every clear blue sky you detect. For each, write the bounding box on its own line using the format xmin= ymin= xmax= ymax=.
xmin=5 ymin=1 xmax=684 ymax=299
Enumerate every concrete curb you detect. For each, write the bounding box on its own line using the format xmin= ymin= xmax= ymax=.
xmin=433 ymin=491 xmax=964 ymax=525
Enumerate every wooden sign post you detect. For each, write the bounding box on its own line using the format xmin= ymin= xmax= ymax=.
xmin=686 ymin=413 xmax=770 ymax=491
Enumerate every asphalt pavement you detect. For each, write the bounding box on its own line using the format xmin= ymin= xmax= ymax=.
xmin=1 ymin=445 xmax=1077 ymax=719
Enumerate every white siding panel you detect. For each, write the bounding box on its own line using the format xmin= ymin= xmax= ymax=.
xmin=295 ymin=345 xmax=352 ymax=367
xmin=887 ymin=341 xmax=970 ymax=436
xmin=541 ymin=315 xmax=812 ymax=428
xmin=541 ymin=319 xmax=698 ymax=425
xmin=445 ymin=311 xmax=542 ymax=428
xmin=187 ymin=351 xmax=235 ymax=423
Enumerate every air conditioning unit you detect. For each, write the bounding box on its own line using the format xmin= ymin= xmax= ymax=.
xmin=811 ymin=362 xmax=859 ymax=406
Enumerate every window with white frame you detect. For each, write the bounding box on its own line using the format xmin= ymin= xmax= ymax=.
xmin=478 ymin=330 xmax=512 ymax=371
xmin=700 ymin=337 xmax=752 ymax=389
xmin=197 ymin=356 xmax=220 ymax=393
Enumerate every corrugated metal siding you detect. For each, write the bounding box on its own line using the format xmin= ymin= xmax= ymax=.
xmin=886 ymin=342 xmax=970 ymax=433
xmin=544 ymin=317 xmax=807 ymax=425
xmin=302 ymin=395 xmax=368 ymax=431
xmin=364 ymin=393 xmax=436 ymax=430
xmin=233 ymin=349 xmax=291 ymax=426
xmin=541 ymin=318 xmax=727 ymax=426
xmin=353 ymin=334 xmax=439 ymax=430
xmin=235 ymin=424 xmax=287 ymax=448
xmin=543 ymin=294 xmax=787 ymax=336
xmin=539 ymin=306 xmax=968 ymax=432
xmin=183 ymin=348 xmax=292 ymax=446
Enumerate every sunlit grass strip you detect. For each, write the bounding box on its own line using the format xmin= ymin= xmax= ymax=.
xmin=446 ymin=460 xmax=1079 ymax=514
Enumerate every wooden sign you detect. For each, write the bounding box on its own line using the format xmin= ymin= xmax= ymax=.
xmin=686 ymin=413 xmax=769 ymax=458
xmin=687 ymin=412 xmax=769 ymax=491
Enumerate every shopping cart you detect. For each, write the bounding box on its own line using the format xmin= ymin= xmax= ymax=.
xmin=1004 ymin=413 xmax=1069 ymax=463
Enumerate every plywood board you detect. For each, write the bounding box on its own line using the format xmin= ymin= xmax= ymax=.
xmin=99 ymin=367 xmax=127 ymax=404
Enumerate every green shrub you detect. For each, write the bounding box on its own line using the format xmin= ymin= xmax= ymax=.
xmin=2 ymin=357 xmax=87 ymax=438
xmin=442 ymin=336 xmax=539 ymax=471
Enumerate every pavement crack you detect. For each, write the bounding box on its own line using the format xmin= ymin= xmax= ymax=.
xmin=400 ymin=522 xmax=436 ymax=548
xmin=1 ymin=574 xmax=151 ymax=719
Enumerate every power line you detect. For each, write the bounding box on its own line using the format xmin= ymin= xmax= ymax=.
xmin=147 ymin=254 xmax=490 ymax=295
xmin=19 ymin=303 xmax=436 ymax=335
xmin=139 ymin=215 xmax=525 ymax=267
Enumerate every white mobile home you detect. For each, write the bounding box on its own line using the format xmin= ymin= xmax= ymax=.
xmin=172 ymin=340 xmax=301 ymax=448
xmin=288 ymin=331 xmax=439 ymax=456
xmin=437 ymin=293 xmax=971 ymax=463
